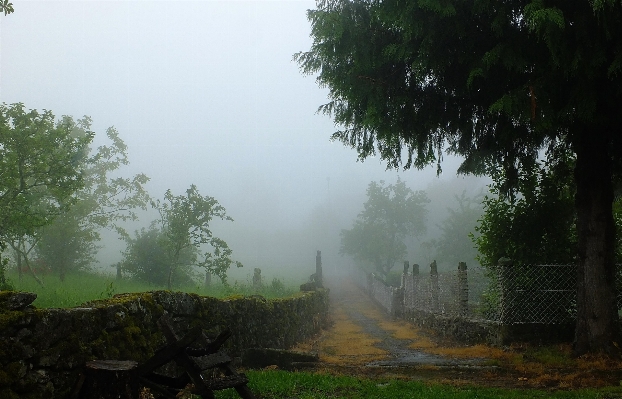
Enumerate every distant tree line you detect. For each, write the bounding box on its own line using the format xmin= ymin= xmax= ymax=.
xmin=340 ymin=177 xmax=484 ymax=278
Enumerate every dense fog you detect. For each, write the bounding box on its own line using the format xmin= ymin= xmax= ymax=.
xmin=0 ymin=1 xmax=490 ymax=284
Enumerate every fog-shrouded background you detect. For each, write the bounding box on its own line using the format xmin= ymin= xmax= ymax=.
xmin=0 ymin=1 xmax=490 ymax=282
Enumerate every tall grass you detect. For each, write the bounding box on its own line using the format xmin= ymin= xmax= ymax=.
xmin=5 ymin=270 xmax=299 ymax=308
xmin=212 ymin=370 xmax=620 ymax=399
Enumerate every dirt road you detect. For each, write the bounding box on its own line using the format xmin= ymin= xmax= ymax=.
xmin=294 ymin=276 xmax=622 ymax=389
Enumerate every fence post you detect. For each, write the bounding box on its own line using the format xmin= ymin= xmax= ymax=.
xmin=430 ymin=260 xmax=440 ymax=313
xmin=458 ymin=262 xmax=468 ymax=317
xmin=401 ymin=261 xmax=409 ymax=289
xmin=411 ymin=264 xmax=420 ymax=310
xmin=498 ymin=258 xmax=514 ymax=324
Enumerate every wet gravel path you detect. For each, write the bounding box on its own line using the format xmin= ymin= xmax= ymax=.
xmin=297 ymin=276 xmax=622 ymax=390
xmin=321 ymin=277 xmax=487 ymax=368
xmin=346 ymin=310 xmax=481 ymax=367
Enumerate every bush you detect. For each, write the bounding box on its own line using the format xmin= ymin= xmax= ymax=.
xmin=120 ymin=227 xmax=198 ymax=288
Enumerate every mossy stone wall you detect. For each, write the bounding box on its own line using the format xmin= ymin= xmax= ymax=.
xmin=0 ymin=289 xmax=330 ymax=399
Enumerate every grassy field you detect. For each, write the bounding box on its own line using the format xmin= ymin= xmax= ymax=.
xmin=209 ymin=370 xmax=622 ymax=399
xmin=4 ymin=269 xmax=298 ymax=308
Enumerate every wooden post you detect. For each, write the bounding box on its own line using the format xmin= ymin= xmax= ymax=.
xmin=430 ymin=260 xmax=439 ymax=313
xmin=81 ymin=360 xmax=139 ymax=399
xmin=458 ymin=262 xmax=468 ymax=317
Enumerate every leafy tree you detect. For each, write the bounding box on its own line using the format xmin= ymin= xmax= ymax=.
xmin=34 ymin=200 xmax=99 ymax=282
xmin=475 ymin=155 xmax=577 ymax=268
xmin=296 ymin=0 xmax=622 ymax=355
xmin=340 ymin=179 xmax=428 ymax=277
xmin=35 ymin=125 xmax=150 ymax=281
xmin=142 ymin=185 xmax=242 ymax=289
xmin=424 ymin=191 xmax=483 ymax=269
xmin=121 ymin=226 xmax=197 ymax=287
xmin=0 ymin=104 xmax=93 ymax=284
xmin=0 ymin=104 xmax=92 ymax=238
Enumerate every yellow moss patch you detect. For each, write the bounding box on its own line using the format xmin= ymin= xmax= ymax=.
xmin=319 ymin=307 xmax=386 ymax=365
xmin=357 ymin=303 xmax=386 ymax=319
xmin=575 ymin=352 xmax=622 ymax=370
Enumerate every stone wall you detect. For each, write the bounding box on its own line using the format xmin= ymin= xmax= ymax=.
xmin=366 ymin=273 xmax=398 ymax=316
xmin=0 ymin=289 xmax=330 ymax=399
xmin=403 ymin=308 xmax=501 ymax=345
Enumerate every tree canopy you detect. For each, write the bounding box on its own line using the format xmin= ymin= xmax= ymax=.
xmin=35 ymin=125 xmax=150 ymax=281
xmin=424 ymin=191 xmax=483 ymax=269
xmin=127 ymin=185 xmax=242 ymax=289
xmin=0 ymin=0 xmax=13 ymax=16
xmin=0 ymin=104 xmax=93 ymax=239
xmin=0 ymin=104 xmax=93 ymax=285
xmin=475 ymin=155 xmax=577 ymax=268
xmin=340 ymin=179 xmax=428 ymax=276
xmin=296 ymin=0 xmax=622 ymax=355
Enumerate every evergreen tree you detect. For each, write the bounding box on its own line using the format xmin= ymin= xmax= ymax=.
xmin=296 ymin=0 xmax=622 ymax=355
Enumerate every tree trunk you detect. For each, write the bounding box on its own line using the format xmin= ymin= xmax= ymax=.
xmin=17 ymin=249 xmax=23 ymax=281
xmin=14 ymin=240 xmax=44 ymax=287
xmin=22 ymin=252 xmax=44 ymax=287
xmin=573 ymin=130 xmax=621 ymax=356
xmin=167 ymin=265 xmax=173 ymax=290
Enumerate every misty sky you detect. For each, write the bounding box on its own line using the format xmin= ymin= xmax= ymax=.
xmin=0 ymin=1 xmax=483 ymax=277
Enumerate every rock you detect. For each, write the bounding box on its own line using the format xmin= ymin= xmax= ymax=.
xmin=299 ymin=282 xmax=317 ymax=292
xmin=2 ymin=292 xmax=37 ymax=310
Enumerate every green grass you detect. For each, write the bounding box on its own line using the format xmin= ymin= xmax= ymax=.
xmin=5 ymin=270 xmax=299 ymax=308
xmin=212 ymin=370 xmax=622 ymax=399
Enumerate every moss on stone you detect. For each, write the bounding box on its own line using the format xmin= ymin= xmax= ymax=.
xmin=0 ymin=290 xmax=17 ymax=303
xmin=0 ymin=309 xmax=29 ymax=331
